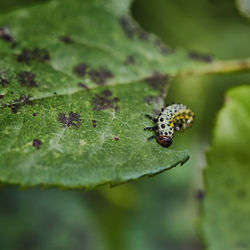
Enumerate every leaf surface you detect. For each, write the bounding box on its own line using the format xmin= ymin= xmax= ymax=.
xmin=0 ymin=0 xmax=209 ymax=188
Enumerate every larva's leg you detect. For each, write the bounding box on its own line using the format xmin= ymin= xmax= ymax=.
xmin=144 ymin=125 xmax=158 ymax=131
xmin=147 ymin=134 xmax=157 ymax=140
xmin=145 ymin=114 xmax=157 ymax=123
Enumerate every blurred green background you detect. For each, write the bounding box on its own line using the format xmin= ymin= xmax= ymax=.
xmin=1 ymin=0 xmax=250 ymax=249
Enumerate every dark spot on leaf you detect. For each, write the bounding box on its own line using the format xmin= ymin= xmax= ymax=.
xmin=124 ymin=55 xmax=135 ymax=65
xmin=58 ymin=111 xmax=82 ymax=128
xmin=10 ymin=91 xmax=13 ymax=94
xmin=195 ymin=190 xmax=205 ymax=201
xmin=102 ymin=89 xmax=113 ymax=97
xmin=92 ymin=120 xmax=96 ymax=128
xmin=188 ymin=51 xmax=213 ymax=63
xmin=119 ymin=16 xmax=148 ymax=40
xmin=144 ymin=72 xmax=169 ymax=92
xmin=134 ymin=26 xmax=149 ymax=40
xmin=88 ymin=67 xmax=114 ymax=85
xmin=32 ymin=139 xmax=42 ymax=150
xmin=154 ymin=38 xmax=174 ymax=55
xmin=8 ymin=95 xmax=33 ymax=113
xmin=32 ymin=112 xmax=37 ymax=116
xmin=114 ymin=137 xmax=119 ymax=141
xmin=0 ymin=27 xmax=14 ymax=43
xmin=73 ymin=63 xmax=88 ymax=77
xmin=59 ymin=35 xmax=73 ymax=44
xmin=0 ymin=94 xmax=4 ymax=99
xmin=53 ymin=92 xmax=57 ymax=95
xmin=17 ymin=71 xmax=38 ymax=88
xmin=78 ymin=82 xmax=89 ymax=90
xmin=17 ymin=48 xmax=50 ymax=64
xmin=119 ymin=16 xmax=135 ymax=39
xmin=92 ymin=90 xmax=119 ymax=111
xmin=0 ymin=72 xmax=10 ymax=87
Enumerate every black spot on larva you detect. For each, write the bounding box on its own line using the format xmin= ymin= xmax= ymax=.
xmin=57 ymin=112 xmax=82 ymax=128
xmin=195 ymin=190 xmax=205 ymax=201
xmin=8 ymin=95 xmax=33 ymax=113
xmin=114 ymin=137 xmax=119 ymax=141
xmin=119 ymin=16 xmax=148 ymax=40
xmin=160 ymin=117 xmax=164 ymax=122
xmin=124 ymin=55 xmax=135 ymax=65
xmin=32 ymin=139 xmax=42 ymax=150
xmin=77 ymin=82 xmax=89 ymax=90
xmin=92 ymin=90 xmax=119 ymax=111
xmin=0 ymin=73 xmax=9 ymax=87
xmin=59 ymin=36 xmax=73 ymax=44
xmin=0 ymin=27 xmax=14 ymax=43
xmin=73 ymin=63 xmax=88 ymax=77
xmin=188 ymin=51 xmax=213 ymax=63
xmin=144 ymin=73 xmax=169 ymax=92
xmin=32 ymin=112 xmax=37 ymax=116
xmin=165 ymin=132 xmax=168 ymax=135
xmin=17 ymin=48 xmax=50 ymax=64
xmin=161 ymin=124 xmax=165 ymax=129
xmin=154 ymin=38 xmax=174 ymax=55
xmin=92 ymin=119 xmax=96 ymax=128
xmin=17 ymin=71 xmax=38 ymax=88
xmin=88 ymin=67 xmax=114 ymax=85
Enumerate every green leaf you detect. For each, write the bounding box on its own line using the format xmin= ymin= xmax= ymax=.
xmin=0 ymin=0 xmax=218 ymax=188
xmin=202 ymin=86 xmax=250 ymax=250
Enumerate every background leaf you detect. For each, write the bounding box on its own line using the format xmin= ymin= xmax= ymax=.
xmin=201 ymin=86 xmax=250 ymax=250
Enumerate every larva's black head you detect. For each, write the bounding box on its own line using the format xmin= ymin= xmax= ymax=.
xmin=156 ymin=136 xmax=172 ymax=148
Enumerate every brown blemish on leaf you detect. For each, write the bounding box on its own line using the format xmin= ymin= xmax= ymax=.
xmin=0 ymin=27 xmax=14 ymax=43
xmin=57 ymin=111 xmax=82 ymax=128
xmin=154 ymin=38 xmax=174 ymax=55
xmin=92 ymin=120 xmax=97 ymax=128
xmin=124 ymin=55 xmax=135 ymax=65
xmin=32 ymin=112 xmax=37 ymax=116
xmin=17 ymin=48 xmax=50 ymax=64
xmin=119 ymin=16 xmax=148 ymax=40
xmin=88 ymin=67 xmax=114 ymax=85
xmin=188 ymin=51 xmax=213 ymax=63
xmin=73 ymin=63 xmax=88 ymax=77
xmin=114 ymin=137 xmax=119 ymax=141
xmin=32 ymin=139 xmax=42 ymax=150
xmin=119 ymin=16 xmax=135 ymax=38
xmin=59 ymin=36 xmax=73 ymax=44
xmin=0 ymin=94 xmax=4 ymax=99
xmin=92 ymin=90 xmax=119 ymax=111
xmin=144 ymin=73 xmax=169 ymax=92
xmin=77 ymin=82 xmax=89 ymax=90
xmin=0 ymin=72 xmax=10 ymax=87
xmin=8 ymin=95 xmax=33 ymax=113
xmin=17 ymin=71 xmax=38 ymax=88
